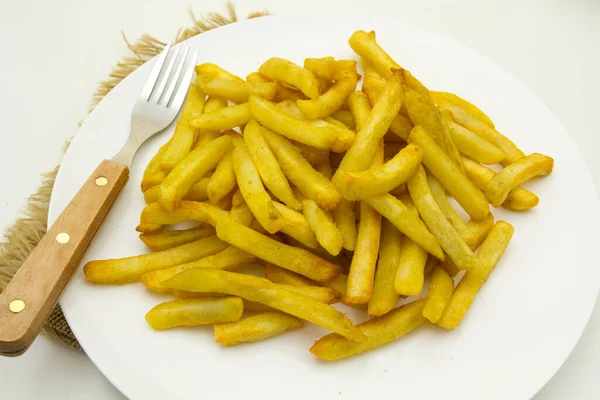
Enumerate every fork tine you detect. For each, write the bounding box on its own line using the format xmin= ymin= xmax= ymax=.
xmin=139 ymin=41 xmax=172 ymax=101
xmin=168 ymin=49 xmax=198 ymax=109
xmin=152 ymin=45 xmax=181 ymax=104
xmin=161 ymin=46 xmax=191 ymax=106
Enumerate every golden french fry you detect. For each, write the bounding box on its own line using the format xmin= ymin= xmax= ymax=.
xmin=260 ymin=127 xmax=341 ymax=211
xmin=216 ymin=215 xmax=341 ymax=282
xmin=229 ymin=198 xmax=254 ymax=227
xmin=139 ymin=226 xmax=215 ymax=251
xmin=248 ymin=75 xmax=307 ymax=102
xmin=145 ymin=297 xmax=243 ymax=330
xmin=158 ymin=135 xmax=233 ymax=212
xmin=331 ymin=110 xmax=356 ymax=130
xmin=467 ymin=212 xmax=495 ymax=249
xmin=444 ymin=116 xmax=504 ymax=165
xmin=195 ymin=75 xmax=278 ymax=103
xmin=361 ymin=54 xmax=381 ymax=78
xmin=348 ymin=30 xmax=400 ymax=80
xmin=347 ymin=91 xmax=372 ymax=130
xmin=365 ymin=194 xmax=444 ymax=260
xmin=259 ymin=57 xmax=320 ymax=99
xmin=297 ymin=69 xmax=358 ymax=120
xmin=292 ymin=142 xmax=329 ymax=166
xmin=194 ymin=63 xmax=244 ymax=82
xmin=324 ymin=117 xmax=356 ymax=153
xmin=164 ymin=269 xmax=366 ymax=341
xmin=174 ymin=290 xmax=225 ymax=300
xmin=407 ymin=166 xmax=477 ymax=270
xmin=207 ymin=153 xmax=236 ymax=203
xmin=144 ymin=177 xmax=210 ymax=204
xmin=141 ymin=140 xmax=170 ymax=191
xmin=278 ymin=284 xmax=341 ymax=304
xmin=249 ymin=96 xmax=339 ymax=150
xmin=302 ymin=199 xmax=343 ymax=256
xmin=437 ymin=221 xmax=514 ymax=329
xmin=310 ymin=299 xmax=427 ymax=360
xmin=422 ymin=266 xmax=454 ymax=323
xmin=336 ymin=143 xmax=422 ymax=200
xmin=485 ymin=153 xmax=554 ymax=207
xmin=427 ymin=173 xmax=475 ymax=247
xmin=141 ymin=201 xmax=227 ymax=227
xmin=333 ymin=199 xmax=357 ymax=251
xmin=346 ymin=200 xmax=382 ymax=305
xmin=368 ymin=219 xmax=403 ymax=316
xmin=135 ymin=223 xmax=163 ymax=234
xmin=244 ymin=121 xmax=301 ymax=210
xmin=410 ymin=126 xmax=489 ymax=220
xmin=431 ymin=91 xmax=495 ymax=127
xmin=214 ymin=312 xmax=303 ymax=346
xmin=443 ymin=103 xmax=524 ymax=165
xmin=83 ymin=236 xmax=227 ymax=284
xmin=189 ymin=103 xmax=251 ymax=131
xmin=194 ymin=96 xmax=229 ymax=148
xmin=303 ymin=57 xmax=343 ymax=80
xmin=315 ymin=159 xmax=334 ymax=180
xmin=140 ymin=245 xmax=256 ymax=292
xmin=232 ymin=143 xmax=283 ymax=234
xmin=272 ymin=202 xmax=319 ymax=248
xmin=332 ymin=70 xmax=404 ymax=185
xmin=438 ymin=259 xmax=461 ymax=278
xmin=394 ymin=237 xmax=428 ymax=296
xmin=462 ymin=157 xmax=539 ymax=210
xmin=265 ymin=264 xmax=314 ymax=286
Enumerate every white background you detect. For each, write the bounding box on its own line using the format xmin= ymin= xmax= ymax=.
xmin=0 ymin=0 xmax=598 ymax=398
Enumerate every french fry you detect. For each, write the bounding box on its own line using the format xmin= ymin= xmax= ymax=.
xmin=332 ymin=69 xmax=404 ymax=185
xmin=141 ymin=201 xmax=227 ymax=227
xmin=144 ymin=177 xmax=210 ymax=204
xmin=244 ymin=121 xmax=301 ymax=210
xmin=394 ymin=237 xmax=428 ymax=296
xmin=140 ymin=246 xmax=256 ymax=292
xmin=139 ymin=226 xmax=215 ymax=251
xmin=462 ymin=157 xmax=539 ymax=210
xmin=215 ymin=215 xmax=341 ymax=282
xmin=214 ymin=312 xmax=304 ymax=346
xmin=249 ymin=95 xmax=339 ymax=150
xmin=303 ymin=57 xmax=343 ymax=80
xmin=324 ymin=117 xmax=356 ymax=153
xmin=145 ymin=297 xmax=243 ymax=330
xmin=265 ymin=264 xmax=314 ymax=286
xmin=362 ymin=75 xmax=413 ymax=138
xmin=485 ymin=153 xmax=554 ymax=207
xmin=348 ymin=30 xmax=400 ymax=80
xmin=444 ymin=116 xmax=504 ymax=165
xmin=194 ymin=96 xmax=229 ymax=147
xmin=333 ymin=199 xmax=357 ymax=251
xmin=259 ymin=57 xmax=320 ymax=99
xmin=443 ymin=103 xmax=524 ymax=165
xmin=335 ymin=143 xmax=422 ymax=200
xmin=302 ymin=199 xmax=343 ymax=256
xmin=431 ymin=91 xmax=495 ymax=127
xmin=365 ymin=194 xmax=444 ymax=260
xmin=195 ymin=75 xmax=278 ymax=103
xmin=422 ymin=266 xmax=454 ymax=323
xmin=164 ymin=269 xmax=366 ymax=342
xmin=331 ymin=110 xmax=356 ymax=130
xmin=272 ymin=202 xmax=319 ymax=248
xmin=189 ymin=102 xmax=251 ymax=131
xmin=275 ymin=99 xmax=308 ymax=120
xmin=410 ymin=126 xmax=489 ymax=220
xmin=368 ymin=219 xmax=403 ymax=316
xmin=310 ymin=299 xmax=427 ymax=360
xmin=135 ymin=223 xmax=163 ymax=234
xmin=347 ymin=91 xmax=371 ymax=130
xmin=437 ymin=221 xmax=514 ymax=329
xmin=232 ymin=143 xmax=283 ymax=234
xmin=246 ymin=72 xmax=306 ymax=102
xmin=278 ymin=284 xmax=341 ymax=304
xmin=246 ymin=71 xmax=271 ymax=83
xmin=194 ymin=63 xmax=244 ymax=82
xmin=407 ymin=166 xmax=477 ymax=270
xmin=83 ymin=236 xmax=228 ymax=284
xmin=260 ymin=127 xmax=341 ymax=211
xmin=297 ymin=69 xmax=358 ymax=120
xmin=141 ymin=140 xmax=171 ymax=191
xmin=207 ymin=153 xmax=236 ymax=203
xmin=158 ymin=135 xmax=233 ymax=212
xmin=466 ymin=212 xmax=495 ymax=250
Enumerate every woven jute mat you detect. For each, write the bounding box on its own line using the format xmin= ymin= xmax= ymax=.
xmin=0 ymin=2 xmax=268 ymax=351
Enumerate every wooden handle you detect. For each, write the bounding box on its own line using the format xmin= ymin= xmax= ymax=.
xmin=0 ymin=159 xmax=129 ymax=356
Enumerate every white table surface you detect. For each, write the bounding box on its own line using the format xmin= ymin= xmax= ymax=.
xmin=1 ymin=0 xmax=599 ymax=398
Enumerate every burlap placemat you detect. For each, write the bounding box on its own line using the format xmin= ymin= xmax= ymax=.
xmin=0 ymin=2 xmax=268 ymax=350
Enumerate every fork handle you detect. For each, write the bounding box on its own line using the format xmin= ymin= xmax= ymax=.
xmin=0 ymin=159 xmax=129 ymax=356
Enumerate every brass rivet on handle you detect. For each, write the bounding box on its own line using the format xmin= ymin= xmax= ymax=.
xmin=56 ymin=233 xmax=71 ymax=244
xmin=9 ymin=300 xmax=26 ymax=313
xmin=95 ymin=176 xmax=108 ymax=186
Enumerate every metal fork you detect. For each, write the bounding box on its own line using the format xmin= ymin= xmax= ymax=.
xmin=0 ymin=42 xmax=198 ymax=357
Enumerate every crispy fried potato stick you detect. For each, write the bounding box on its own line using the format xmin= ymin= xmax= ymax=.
xmin=214 ymin=312 xmax=304 ymax=346
xmin=194 ymin=96 xmax=229 ymax=147
xmin=144 ymin=176 xmax=211 ymax=204
xmin=164 ymin=269 xmax=366 ymax=341
xmin=333 ymin=199 xmax=357 ymax=251
xmin=189 ymin=103 xmax=251 ymax=131
xmin=347 ymin=91 xmax=371 ymax=130
xmin=431 ymin=91 xmax=495 ymax=127
xmin=194 ymin=63 xmax=244 ymax=82
xmin=303 ymin=57 xmax=343 ymax=80
xmin=139 ymin=226 xmax=215 ymax=251
xmin=271 ymin=202 xmax=319 ymax=248
xmin=297 ymin=69 xmax=358 ymax=120
xmin=437 ymin=221 xmax=514 ymax=329
xmin=485 ymin=153 xmax=554 ymax=207
xmin=145 ymin=297 xmax=243 ymax=330
xmin=142 ymin=140 xmax=171 ymax=191
xmin=444 ymin=116 xmax=504 ymax=165
xmin=394 ymin=236 xmax=428 ymax=296
xmin=422 ymin=266 xmax=454 ymax=323
xmin=265 ymin=264 xmax=314 ymax=286
xmin=278 ymin=284 xmax=341 ymax=304
xmin=348 ymin=30 xmax=400 ymax=80
xmin=302 ymin=199 xmax=343 ymax=256
xmin=310 ymin=299 xmax=427 ymax=360
xmin=207 ymin=153 xmax=236 ymax=203
xmin=195 ymin=75 xmax=277 ymax=103
xmin=331 ymin=110 xmax=356 ymax=130
xmin=141 ymin=201 xmax=227 ymax=227
xmin=259 ymin=57 xmax=320 ymax=99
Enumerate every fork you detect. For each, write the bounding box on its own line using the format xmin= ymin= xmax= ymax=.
xmin=0 ymin=42 xmax=198 ymax=356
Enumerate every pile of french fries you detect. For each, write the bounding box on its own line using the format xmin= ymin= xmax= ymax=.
xmin=84 ymin=30 xmax=554 ymax=360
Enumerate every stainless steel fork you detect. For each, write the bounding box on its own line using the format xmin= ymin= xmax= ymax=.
xmin=0 ymin=42 xmax=198 ymax=356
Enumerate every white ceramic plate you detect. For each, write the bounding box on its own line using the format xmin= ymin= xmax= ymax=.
xmin=49 ymin=13 xmax=600 ymax=400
